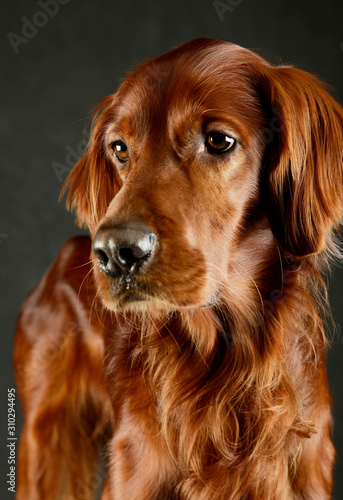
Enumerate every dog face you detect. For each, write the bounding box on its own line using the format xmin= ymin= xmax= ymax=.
xmin=63 ymin=38 xmax=343 ymax=311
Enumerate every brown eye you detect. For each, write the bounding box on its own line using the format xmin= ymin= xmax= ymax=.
xmin=206 ymin=132 xmax=235 ymax=154
xmin=112 ymin=140 xmax=129 ymax=162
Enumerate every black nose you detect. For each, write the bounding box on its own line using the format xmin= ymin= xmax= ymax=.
xmin=92 ymin=226 xmax=157 ymax=276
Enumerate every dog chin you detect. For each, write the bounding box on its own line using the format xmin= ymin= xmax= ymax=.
xmin=99 ymin=284 xmax=222 ymax=313
xmin=102 ymin=294 xmax=173 ymax=314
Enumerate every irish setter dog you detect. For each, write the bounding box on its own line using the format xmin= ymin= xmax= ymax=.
xmin=15 ymin=38 xmax=343 ymax=499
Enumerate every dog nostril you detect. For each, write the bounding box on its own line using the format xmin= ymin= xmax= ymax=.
xmin=118 ymin=247 xmax=135 ymax=267
xmin=118 ymin=245 xmax=151 ymax=271
xmin=93 ymin=248 xmax=109 ymax=266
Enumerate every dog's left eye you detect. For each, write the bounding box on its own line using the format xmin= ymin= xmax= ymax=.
xmin=205 ymin=132 xmax=235 ymax=154
xmin=111 ymin=140 xmax=129 ymax=162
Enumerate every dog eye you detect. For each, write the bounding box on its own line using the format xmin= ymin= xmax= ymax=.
xmin=111 ymin=140 xmax=129 ymax=162
xmin=205 ymin=132 xmax=235 ymax=154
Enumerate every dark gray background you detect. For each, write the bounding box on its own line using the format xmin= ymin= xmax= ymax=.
xmin=1 ymin=0 xmax=343 ymax=498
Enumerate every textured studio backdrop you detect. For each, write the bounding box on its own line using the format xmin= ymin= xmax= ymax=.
xmin=1 ymin=0 xmax=343 ymax=498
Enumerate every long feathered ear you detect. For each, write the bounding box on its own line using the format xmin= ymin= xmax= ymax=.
xmin=259 ymin=65 xmax=343 ymax=257
xmin=60 ymin=95 xmax=121 ymax=233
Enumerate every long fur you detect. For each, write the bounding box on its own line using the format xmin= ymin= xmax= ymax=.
xmin=15 ymin=38 xmax=343 ymax=499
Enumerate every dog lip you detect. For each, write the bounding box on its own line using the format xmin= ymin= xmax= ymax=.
xmin=111 ymin=273 xmax=137 ymax=292
xmin=123 ymin=292 xmax=149 ymax=303
xmin=108 ymin=273 xmax=153 ymax=301
xmin=106 ymin=275 xmax=222 ymax=308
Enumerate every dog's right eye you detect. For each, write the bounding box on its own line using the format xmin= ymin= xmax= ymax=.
xmin=205 ymin=132 xmax=236 ymax=155
xmin=111 ymin=140 xmax=129 ymax=163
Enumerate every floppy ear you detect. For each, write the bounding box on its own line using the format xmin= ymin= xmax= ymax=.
xmin=259 ymin=65 xmax=343 ymax=257
xmin=60 ymin=95 xmax=121 ymax=232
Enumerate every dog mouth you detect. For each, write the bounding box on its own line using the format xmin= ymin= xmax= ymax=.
xmin=103 ymin=272 xmax=222 ymax=310
xmin=107 ymin=273 xmax=152 ymax=302
xmin=96 ymin=261 xmax=222 ymax=309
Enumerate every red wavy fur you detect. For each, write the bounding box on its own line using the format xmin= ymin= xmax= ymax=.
xmin=15 ymin=38 xmax=343 ymax=499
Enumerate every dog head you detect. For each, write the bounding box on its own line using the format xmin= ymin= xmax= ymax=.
xmin=62 ymin=38 xmax=343 ymax=311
